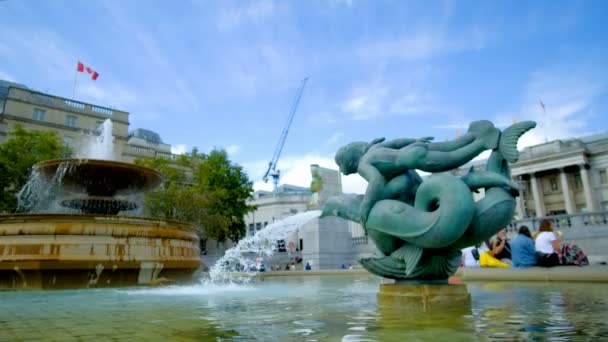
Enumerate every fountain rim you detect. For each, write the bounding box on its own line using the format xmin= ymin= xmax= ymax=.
xmin=34 ymin=158 xmax=164 ymax=180
xmin=0 ymin=213 xmax=198 ymax=233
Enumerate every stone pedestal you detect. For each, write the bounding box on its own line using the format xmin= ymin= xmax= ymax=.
xmin=378 ymin=283 xmax=471 ymax=309
xmin=377 ymin=283 xmax=472 ymax=334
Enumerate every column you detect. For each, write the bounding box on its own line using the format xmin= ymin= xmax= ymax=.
xmin=516 ymin=196 xmax=526 ymax=219
xmin=560 ymin=168 xmax=575 ymax=214
xmin=530 ymin=173 xmax=545 ymax=217
xmin=580 ymin=164 xmax=597 ymax=212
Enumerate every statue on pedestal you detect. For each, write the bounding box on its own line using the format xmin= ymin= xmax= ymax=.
xmin=321 ymin=120 xmax=536 ymax=281
xmin=309 ymin=164 xmax=324 ymax=208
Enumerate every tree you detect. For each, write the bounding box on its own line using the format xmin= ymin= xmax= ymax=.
xmin=136 ymin=148 xmax=255 ymax=242
xmin=0 ymin=125 xmax=70 ymax=213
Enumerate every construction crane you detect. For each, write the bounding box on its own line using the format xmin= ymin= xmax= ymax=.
xmin=263 ymin=77 xmax=309 ymax=191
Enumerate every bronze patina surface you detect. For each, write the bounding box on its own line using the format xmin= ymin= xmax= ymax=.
xmin=322 ymin=120 xmax=536 ymax=281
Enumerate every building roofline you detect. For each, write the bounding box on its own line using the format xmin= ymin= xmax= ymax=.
xmin=8 ymin=86 xmax=125 ymax=115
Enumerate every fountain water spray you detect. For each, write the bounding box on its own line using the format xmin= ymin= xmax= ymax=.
xmin=17 ymin=119 xmax=117 ymax=213
xmin=17 ymin=162 xmax=72 ymax=213
xmin=77 ymin=119 xmax=115 ymax=160
xmin=207 ymin=210 xmax=321 ymax=283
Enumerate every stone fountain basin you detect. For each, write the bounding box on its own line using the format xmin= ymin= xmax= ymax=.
xmin=0 ymin=214 xmax=201 ymax=289
xmin=35 ymin=159 xmax=163 ymax=196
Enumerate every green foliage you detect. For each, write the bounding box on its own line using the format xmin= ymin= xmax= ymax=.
xmin=0 ymin=125 xmax=70 ymax=213
xmin=136 ymin=148 xmax=255 ymax=242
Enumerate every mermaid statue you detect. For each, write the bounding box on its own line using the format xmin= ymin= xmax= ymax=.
xmin=321 ymin=120 xmax=536 ymax=281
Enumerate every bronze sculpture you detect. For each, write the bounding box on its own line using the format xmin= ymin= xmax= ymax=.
xmin=322 ymin=120 xmax=536 ymax=281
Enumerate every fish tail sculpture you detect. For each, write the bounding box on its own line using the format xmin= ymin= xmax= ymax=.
xmin=467 ymin=120 xmax=501 ymax=151
xmin=453 ymin=120 xmax=537 ymax=249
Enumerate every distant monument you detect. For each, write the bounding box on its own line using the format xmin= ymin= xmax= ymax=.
xmin=321 ymin=120 xmax=535 ymax=281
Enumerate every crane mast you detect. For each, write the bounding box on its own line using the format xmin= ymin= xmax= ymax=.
xmin=263 ymin=77 xmax=309 ymax=191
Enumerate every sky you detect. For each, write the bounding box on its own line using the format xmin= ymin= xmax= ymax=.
xmin=1 ymin=0 xmax=607 ymax=193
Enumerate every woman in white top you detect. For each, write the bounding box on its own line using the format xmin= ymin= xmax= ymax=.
xmin=534 ymin=220 xmax=561 ymax=267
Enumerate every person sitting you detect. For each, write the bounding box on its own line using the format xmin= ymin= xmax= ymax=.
xmin=534 ymin=220 xmax=562 ymax=267
xmin=461 ymin=246 xmax=480 ymax=267
xmin=305 ymin=262 xmax=311 ymax=270
xmin=511 ymin=225 xmax=537 ymax=268
xmin=535 ymin=220 xmax=589 ymax=266
xmin=480 ymin=239 xmax=510 ymax=268
xmin=492 ymin=229 xmax=512 ymax=264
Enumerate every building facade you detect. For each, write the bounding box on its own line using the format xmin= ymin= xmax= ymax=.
xmin=238 ymin=166 xmax=378 ymax=270
xmin=0 ymin=80 xmax=176 ymax=162
xmin=511 ymin=133 xmax=608 ymax=218
xmin=244 ymin=184 xmax=312 ymax=237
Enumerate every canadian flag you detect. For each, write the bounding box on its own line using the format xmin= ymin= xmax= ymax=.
xmin=77 ymin=61 xmax=99 ymax=80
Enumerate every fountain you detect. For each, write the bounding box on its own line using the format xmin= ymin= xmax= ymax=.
xmin=322 ymin=120 xmax=537 ymax=282
xmin=0 ymin=120 xmax=200 ymax=289
xmin=0 ymin=119 xmax=607 ymax=340
xmin=207 ymin=210 xmax=321 ymax=283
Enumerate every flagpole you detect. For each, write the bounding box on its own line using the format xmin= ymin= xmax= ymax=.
xmin=72 ymin=67 xmax=78 ymax=99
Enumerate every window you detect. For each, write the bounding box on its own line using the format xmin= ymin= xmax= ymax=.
xmin=95 ymin=120 xmax=104 ymax=131
xmin=277 ymin=240 xmax=286 ymax=252
xmin=248 ymin=224 xmax=254 ymax=236
xmin=65 ymin=115 xmax=78 ymax=127
xmin=256 ymin=222 xmax=262 ymax=231
xmin=33 ymin=108 xmax=46 ymax=121
xmin=62 ymin=136 xmax=75 ymax=149
xmin=59 ymin=136 xmax=74 ymax=157
xmin=299 ymin=238 xmax=304 ymax=252
xmin=600 ymin=170 xmax=608 ymax=185
xmin=550 ymin=177 xmax=558 ymax=191
xmin=199 ymin=239 xmax=207 ymax=255
xmin=264 ymin=221 xmax=268 ymax=227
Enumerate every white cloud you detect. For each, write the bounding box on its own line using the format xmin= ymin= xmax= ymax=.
xmin=171 ymin=144 xmax=189 ymax=155
xmin=244 ymin=152 xmax=368 ymax=195
xmin=339 ymin=83 xmax=388 ymax=120
xmin=225 ymin=144 xmax=242 ymax=155
xmin=325 ymin=131 xmax=343 ymax=145
xmin=436 ymin=66 xmax=606 ymax=154
xmin=215 ymin=1 xmax=277 ymax=31
xmin=0 ymin=28 xmax=76 ymax=84
xmin=357 ymin=29 xmax=486 ymax=63
xmin=0 ymin=70 xmax=15 ymax=82
xmin=511 ymin=67 xmax=606 ymax=149
xmin=77 ymin=81 xmax=139 ymax=109
xmin=339 ymin=81 xmax=436 ymax=121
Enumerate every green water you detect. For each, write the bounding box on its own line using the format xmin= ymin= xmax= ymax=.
xmin=1 ymin=276 xmax=607 ymax=341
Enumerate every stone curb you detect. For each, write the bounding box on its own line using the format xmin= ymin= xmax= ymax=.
xmin=232 ymin=265 xmax=608 ymax=282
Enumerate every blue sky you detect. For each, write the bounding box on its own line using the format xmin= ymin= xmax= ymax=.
xmin=1 ymin=0 xmax=607 ymax=193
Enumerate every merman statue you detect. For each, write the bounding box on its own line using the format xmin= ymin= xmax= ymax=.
xmin=321 ymin=120 xmax=536 ymax=281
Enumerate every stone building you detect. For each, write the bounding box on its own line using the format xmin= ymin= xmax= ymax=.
xmin=0 ymin=79 xmax=175 ymax=162
xmin=511 ymin=133 xmax=608 ymax=218
xmin=244 ymin=184 xmax=312 ymax=237
xmin=237 ymin=166 xmax=377 ymax=270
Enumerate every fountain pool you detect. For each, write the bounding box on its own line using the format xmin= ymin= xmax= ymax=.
xmin=0 ymin=275 xmax=607 ymax=341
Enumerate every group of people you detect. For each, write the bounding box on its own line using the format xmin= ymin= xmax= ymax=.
xmin=463 ymin=219 xmax=589 ymax=268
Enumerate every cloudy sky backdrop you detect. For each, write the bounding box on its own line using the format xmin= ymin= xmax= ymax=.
xmin=1 ymin=0 xmax=607 ymax=193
